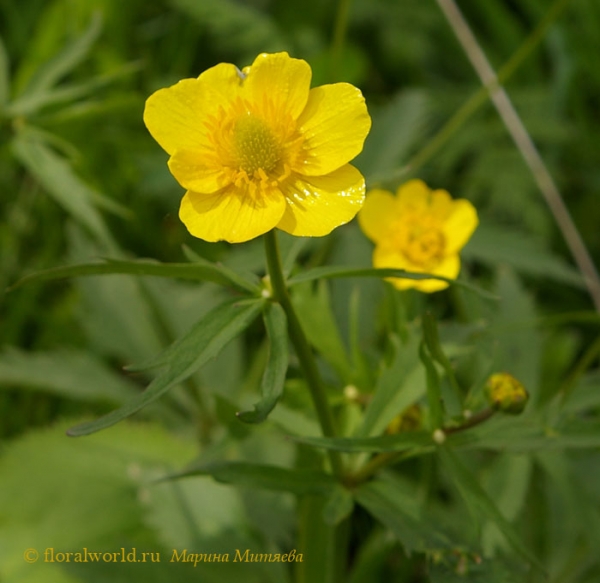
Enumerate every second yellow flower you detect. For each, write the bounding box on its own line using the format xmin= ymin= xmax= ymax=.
xmin=359 ymin=180 xmax=478 ymax=292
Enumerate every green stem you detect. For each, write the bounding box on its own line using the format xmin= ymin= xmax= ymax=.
xmin=329 ymin=0 xmax=352 ymax=82
xmin=443 ymin=407 xmax=496 ymax=434
xmin=347 ymin=408 xmax=496 ymax=485
xmin=264 ymin=230 xmax=344 ymax=478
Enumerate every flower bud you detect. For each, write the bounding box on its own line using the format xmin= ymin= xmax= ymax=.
xmin=485 ymin=372 xmax=528 ymax=414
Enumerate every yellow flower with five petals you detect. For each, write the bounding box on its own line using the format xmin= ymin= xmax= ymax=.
xmin=144 ymin=52 xmax=371 ymax=243
xmin=358 ymin=179 xmax=478 ymax=292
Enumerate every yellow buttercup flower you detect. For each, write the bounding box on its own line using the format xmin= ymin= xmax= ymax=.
xmin=144 ymin=52 xmax=371 ymax=243
xmin=358 ymin=179 xmax=478 ymax=292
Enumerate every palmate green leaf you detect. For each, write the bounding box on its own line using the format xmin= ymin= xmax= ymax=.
xmin=288 ymin=266 xmax=497 ymax=300
xmin=68 ymin=299 xmax=264 ymax=436
xmin=16 ymin=12 xmax=102 ymax=99
xmin=162 ymin=460 xmax=335 ymax=496
xmin=11 ymin=131 xmax=115 ymax=250
xmin=0 ymin=35 xmax=9 ymax=106
xmin=0 ymin=348 xmax=137 ymax=405
xmin=9 ymin=257 xmax=260 ymax=295
xmin=438 ymin=448 xmax=544 ymax=573
xmin=293 ymin=430 xmax=434 ymax=453
xmin=237 ymin=303 xmax=288 ymax=423
xmin=356 ymin=477 xmax=453 ymax=553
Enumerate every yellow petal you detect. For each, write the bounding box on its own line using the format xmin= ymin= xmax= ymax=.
xmin=396 ymin=179 xmax=431 ymax=211
xmin=430 ymin=189 xmax=454 ymax=220
xmin=143 ymin=64 xmax=241 ymax=155
xmin=296 ymin=83 xmax=371 ymax=175
xmin=358 ymin=189 xmax=397 ymax=244
xmin=276 ymin=165 xmax=365 ymax=237
xmin=372 ymin=246 xmax=419 ymax=291
xmin=373 ymin=246 xmax=459 ymax=292
xmin=179 ymin=186 xmax=286 ymax=243
xmin=168 ymin=149 xmax=231 ymax=193
xmin=417 ymin=255 xmax=460 ymax=292
xmin=243 ymin=52 xmax=311 ymax=121
xmin=443 ymin=199 xmax=479 ymax=254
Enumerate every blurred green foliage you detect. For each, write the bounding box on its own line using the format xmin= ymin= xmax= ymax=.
xmin=1 ymin=0 xmax=600 ymax=582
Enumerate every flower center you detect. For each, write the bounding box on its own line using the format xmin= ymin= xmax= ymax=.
xmin=393 ymin=214 xmax=445 ymax=267
xmin=233 ymin=114 xmax=281 ymax=175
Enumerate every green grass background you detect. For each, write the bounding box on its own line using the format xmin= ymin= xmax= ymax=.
xmin=1 ymin=0 xmax=600 ymax=581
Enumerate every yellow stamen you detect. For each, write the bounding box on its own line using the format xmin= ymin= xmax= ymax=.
xmin=392 ymin=215 xmax=446 ymax=268
xmin=233 ymin=114 xmax=281 ymax=175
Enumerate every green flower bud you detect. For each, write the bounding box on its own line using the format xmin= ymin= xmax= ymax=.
xmin=485 ymin=372 xmax=529 ymax=414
